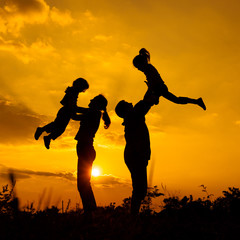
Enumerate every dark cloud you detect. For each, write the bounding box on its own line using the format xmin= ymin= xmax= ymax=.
xmin=0 ymin=0 xmax=50 ymax=34
xmin=0 ymin=172 xmax=30 ymax=180
xmin=4 ymin=0 xmax=49 ymax=14
xmin=13 ymin=169 xmax=76 ymax=181
xmin=0 ymin=165 xmax=76 ymax=182
xmin=0 ymin=97 xmax=44 ymax=144
xmin=0 ymin=165 xmax=130 ymax=188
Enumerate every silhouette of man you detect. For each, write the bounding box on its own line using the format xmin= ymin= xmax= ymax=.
xmin=115 ymin=93 xmax=154 ymax=215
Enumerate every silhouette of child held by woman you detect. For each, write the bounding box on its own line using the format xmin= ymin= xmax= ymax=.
xmin=133 ymin=48 xmax=206 ymax=110
xmin=34 ymin=78 xmax=89 ymax=149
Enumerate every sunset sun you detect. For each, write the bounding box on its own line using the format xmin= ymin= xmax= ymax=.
xmin=92 ymin=167 xmax=101 ymax=177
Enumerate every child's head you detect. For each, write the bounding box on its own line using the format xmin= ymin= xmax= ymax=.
xmin=133 ymin=48 xmax=150 ymax=71
xmin=89 ymin=94 xmax=111 ymax=129
xmin=73 ymin=78 xmax=89 ymax=92
xmin=115 ymin=100 xmax=133 ymax=118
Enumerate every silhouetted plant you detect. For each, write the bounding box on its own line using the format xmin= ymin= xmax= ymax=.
xmin=0 ymin=185 xmax=13 ymax=214
xmin=105 ymin=202 xmax=116 ymax=211
xmin=162 ymin=194 xmax=213 ymax=218
xmin=121 ymin=186 xmax=164 ymax=215
xmin=199 ymin=184 xmax=214 ymax=199
xmin=141 ymin=186 xmax=164 ymax=214
xmin=121 ymin=196 xmax=131 ymax=210
xmin=213 ymin=187 xmax=240 ymax=216
xmin=0 ymin=172 xmax=19 ymax=215
xmin=1 ymin=185 xmax=240 ymax=240
xmin=22 ymin=201 xmax=35 ymax=214
xmin=45 ymin=206 xmax=60 ymax=216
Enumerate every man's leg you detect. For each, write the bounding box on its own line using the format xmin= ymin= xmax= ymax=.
xmin=129 ymin=164 xmax=148 ymax=215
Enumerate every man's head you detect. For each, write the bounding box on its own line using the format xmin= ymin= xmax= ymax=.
xmin=115 ymin=100 xmax=133 ymax=118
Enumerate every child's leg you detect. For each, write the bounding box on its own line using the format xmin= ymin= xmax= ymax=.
xmin=34 ymin=127 xmax=43 ymax=140
xmin=42 ymin=122 xmax=55 ymax=133
xmin=43 ymin=135 xmax=51 ymax=149
xmin=144 ymin=88 xmax=160 ymax=105
xmin=35 ymin=123 xmax=57 ymax=148
xmin=163 ymin=91 xmax=206 ymax=110
xmin=43 ymin=127 xmax=66 ymax=149
xmin=34 ymin=122 xmax=55 ymax=140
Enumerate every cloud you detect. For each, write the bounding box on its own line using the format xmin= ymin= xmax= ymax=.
xmin=94 ymin=111 xmax=125 ymax=148
xmin=0 ymin=37 xmax=57 ymax=63
xmin=146 ymin=112 xmax=165 ymax=133
xmin=0 ymin=0 xmax=49 ymax=34
xmin=50 ymin=7 xmax=74 ymax=26
xmin=92 ymin=174 xmax=130 ymax=188
xmin=0 ymin=165 xmax=76 ymax=182
xmin=91 ymin=34 xmax=113 ymax=42
xmin=0 ymin=171 xmax=31 ymax=180
xmin=4 ymin=0 xmax=49 ymax=14
xmin=0 ymin=165 xmax=130 ymax=188
xmin=0 ymin=97 xmax=44 ymax=144
xmin=96 ymin=131 xmax=125 ymax=149
xmin=83 ymin=10 xmax=97 ymax=21
xmin=235 ymin=120 xmax=240 ymax=126
xmin=0 ymin=0 xmax=75 ymax=35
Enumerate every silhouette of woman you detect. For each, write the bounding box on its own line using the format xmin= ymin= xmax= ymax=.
xmin=133 ymin=48 xmax=206 ymax=110
xmin=72 ymin=94 xmax=110 ymax=215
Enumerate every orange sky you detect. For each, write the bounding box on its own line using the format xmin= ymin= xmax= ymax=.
xmin=0 ymin=0 xmax=240 ymax=210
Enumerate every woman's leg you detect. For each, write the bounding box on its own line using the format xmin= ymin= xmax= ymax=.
xmin=77 ymin=144 xmax=97 ymax=213
xmin=162 ymin=91 xmax=206 ymax=110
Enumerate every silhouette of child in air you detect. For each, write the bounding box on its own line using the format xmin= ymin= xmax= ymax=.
xmin=133 ymin=48 xmax=206 ymax=110
xmin=34 ymin=78 xmax=89 ymax=149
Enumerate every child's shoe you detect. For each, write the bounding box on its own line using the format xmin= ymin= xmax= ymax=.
xmin=34 ymin=127 xmax=43 ymax=140
xmin=198 ymin=98 xmax=206 ymax=110
xmin=44 ymin=136 xmax=51 ymax=149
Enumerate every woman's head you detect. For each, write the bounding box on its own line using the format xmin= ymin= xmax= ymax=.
xmin=89 ymin=94 xmax=107 ymax=110
xmin=89 ymin=94 xmax=111 ymax=129
xmin=73 ymin=78 xmax=89 ymax=92
xmin=133 ymin=48 xmax=150 ymax=71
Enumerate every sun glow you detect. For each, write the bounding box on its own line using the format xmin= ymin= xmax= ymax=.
xmin=92 ymin=167 xmax=101 ymax=177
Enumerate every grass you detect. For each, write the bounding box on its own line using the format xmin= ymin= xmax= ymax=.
xmin=1 ymin=181 xmax=240 ymax=240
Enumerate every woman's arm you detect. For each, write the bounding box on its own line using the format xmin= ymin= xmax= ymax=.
xmin=71 ymin=112 xmax=84 ymax=121
xmin=76 ymin=106 xmax=89 ymax=113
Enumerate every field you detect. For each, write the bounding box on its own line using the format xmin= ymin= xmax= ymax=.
xmin=1 ymin=179 xmax=240 ymax=240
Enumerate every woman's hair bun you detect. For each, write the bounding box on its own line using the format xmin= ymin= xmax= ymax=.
xmin=139 ymin=48 xmax=150 ymax=61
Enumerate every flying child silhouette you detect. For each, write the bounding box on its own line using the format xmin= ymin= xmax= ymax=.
xmin=133 ymin=48 xmax=206 ymax=110
xmin=34 ymin=78 xmax=89 ymax=149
